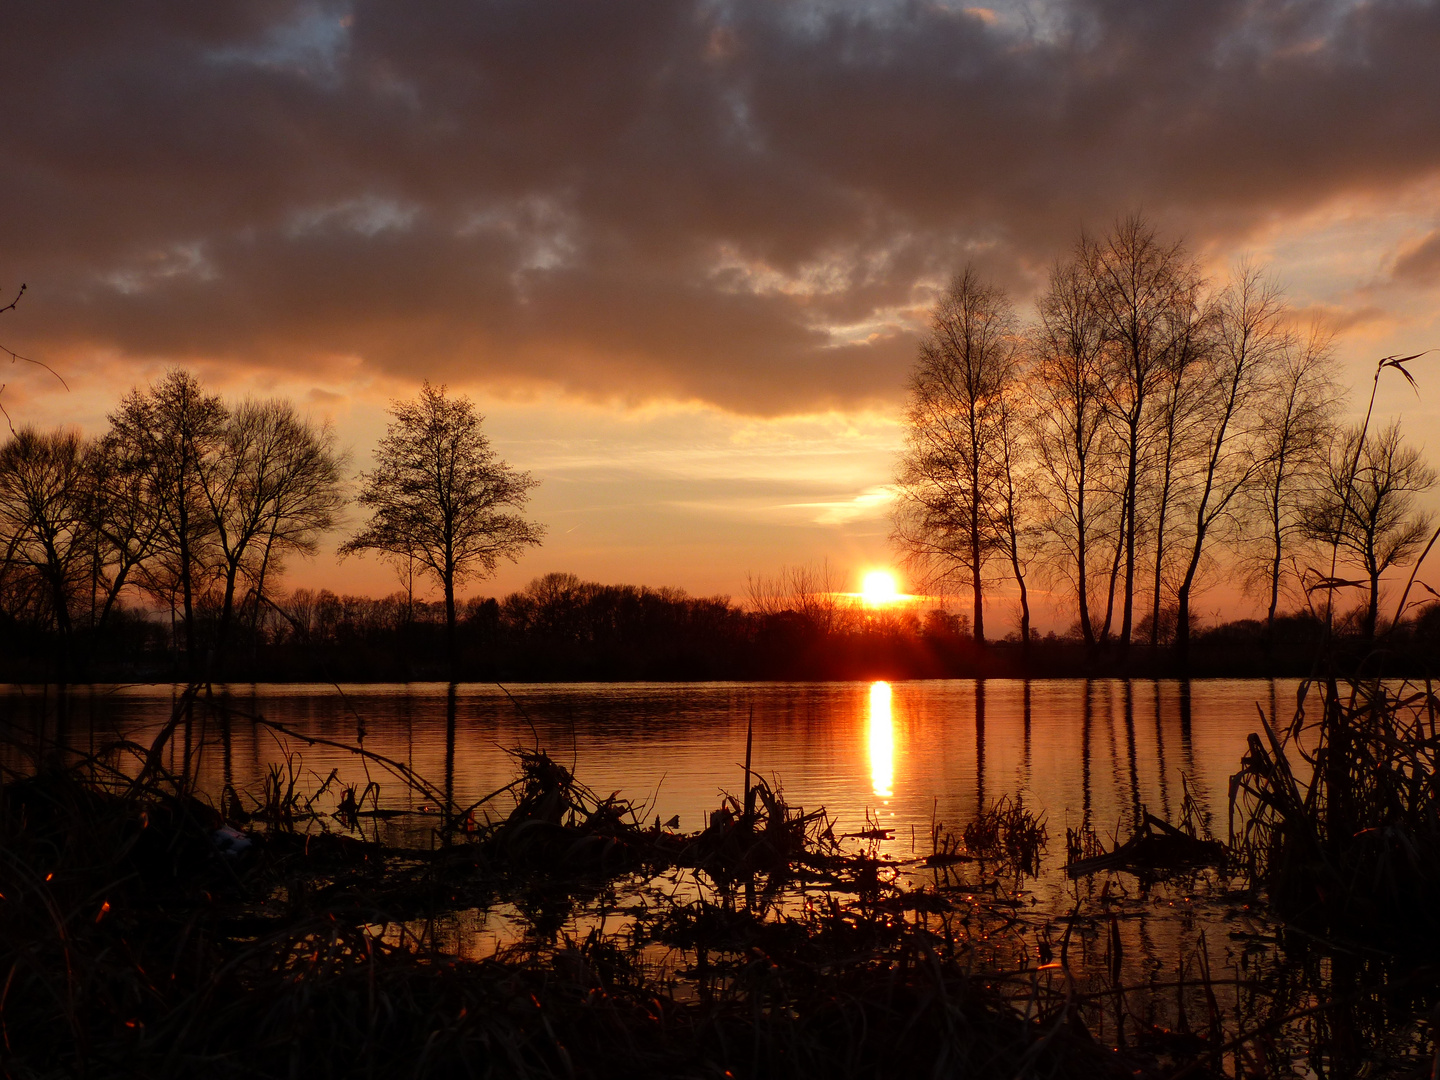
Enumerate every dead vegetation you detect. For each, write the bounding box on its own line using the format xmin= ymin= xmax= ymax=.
xmin=1229 ymin=675 xmax=1440 ymax=943
xmin=0 ymin=691 xmax=1154 ymax=1080
xmin=7 ymin=678 xmax=1440 ymax=1078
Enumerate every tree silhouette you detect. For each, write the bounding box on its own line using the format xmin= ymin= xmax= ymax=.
xmin=1306 ymin=420 xmax=1437 ymax=641
xmin=107 ymin=371 xmax=227 ymax=674
xmin=0 ymin=428 xmax=89 ymax=675
xmin=341 ymin=382 xmax=543 ymax=674
xmin=201 ymin=398 xmax=346 ymax=671
xmin=892 ymin=267 xmax=1020 ymax=645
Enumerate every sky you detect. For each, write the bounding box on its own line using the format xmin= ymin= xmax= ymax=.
xmin=2 ymin=0 xmax=1439 ymax=628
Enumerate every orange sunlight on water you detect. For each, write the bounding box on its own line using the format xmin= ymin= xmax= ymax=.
xmin=867 ymin=680 xmax=894 ymax=799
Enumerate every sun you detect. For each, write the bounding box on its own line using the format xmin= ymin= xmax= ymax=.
xmin=861 ymin=570 xmax=900 ymax=607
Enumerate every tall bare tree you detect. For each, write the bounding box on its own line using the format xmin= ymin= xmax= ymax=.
xmin=80 ymin=430 xmax=164 ymax=638
xmin=1031 ymin=254 xmax=1112 ymax=645
xmin=992 ymin=390 xmax=1035 ymax=649
xmin=341 ymin=382 xmax=544 ymax=674
xmin=1086 ymin=216 xmax=1205 ymax=646
xmin=1172 ymin=266 xmax=1286 ymax=656
xmin=1305 ymin=420 xmax=1437 ymax=641
xmin=108 ymin=370 xmax=226 ymax=673
xmin=892 ymin=267 xmax=1019 ymax=644
xmin=200 ymin=399 xmax=346 ymax=668
xmin=1244 ymin=325 xmax=1337 ymax=634
xmin=1141 ymin=290 xmax=1210 ymax=645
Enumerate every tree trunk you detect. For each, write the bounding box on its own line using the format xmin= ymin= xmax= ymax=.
xmin=178 ymin=516 xmax=196 ymax=678
xmin=1175 ymin=520 xmax=1207 ymax=660
xmin=1013 ymin=555 xmax=1030 ymax=657
xmin=1150 ymin=512 xmax=1167 ymax=646
xmin=1150 ymin=452 xmax=1174 ymax=646
xmin=1101 ymin=488 xmax=1129 ymax=643
xmin=209 ymin=563 xmax=240 ymax=680
xmin=1120 ymin=431 xmax=1139 ymax=647
xmin=969 ymin=443 xmax=985 ymax=646
xmin=1175 ymin=579 xmax=1192 ymax=659
xmin=444 ymin=573 xmax=458 ymax=679
xmin=1266 ymin=507 xmax=1283 ymax=637
xmin=1364 ymin=567 xmax=1380 ymax=642
xmin=971 ymin=556 xmax=984 ymax=645
xmin=1076 ymin=488 xmax=1095 ymax=646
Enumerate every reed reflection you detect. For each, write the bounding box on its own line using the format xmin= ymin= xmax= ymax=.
xmin=867 ymin=681 xmax=894 ymax=799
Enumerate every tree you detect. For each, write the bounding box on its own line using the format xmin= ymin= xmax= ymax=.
xmin=340 ymin=382 xmax=544 ymax=673
xmin=1141 ymin=286 xmax=1210 ymax=646
xmin=992 ymin=389 xmax=1035 ymax=650
xmin=107 ymin=370 xmax=227 ymax=673
xmin=892 ymin=267 xmax=1019 ymax=645
xmin=1172 ymin=265 xmax=1285 ymax=656
xmin=1086 ymin=216 xmax=1205 ymax=646
xmin=744 ymin=561 xmax=843 ymax=633
xmin=1030 ymin=253 xmax=1112 ymax=645
xmin=0 ymin=428 xmax=91 ymax=672
xmin=1305 ymin=421 xmax=1437 ymax=641
xmin=79 ymin=430 xmax=164 ymax=644
xmin=200 ymin=398 xmax=346 ymax=669
xmin=1243 ymin=323 xmax=1337 ymax=635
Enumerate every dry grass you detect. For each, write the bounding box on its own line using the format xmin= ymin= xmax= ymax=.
xmin=1229 ymin=675 xmax=1440 ymax=942
xmin=0 ymin=693 xmax=1149 ymax=1080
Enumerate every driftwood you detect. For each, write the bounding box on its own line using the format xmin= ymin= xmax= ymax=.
xmin=1066 ymin=812 xmax=1226 ymax=878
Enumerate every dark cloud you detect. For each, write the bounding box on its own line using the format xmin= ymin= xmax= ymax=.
xmin=3 ymin=0 xmax=1439 ymax=413
xmin=1394 ymin=230 xmax=1440 ymax=285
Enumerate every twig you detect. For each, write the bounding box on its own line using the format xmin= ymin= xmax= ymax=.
xmin=0 ymin=282 xmax=24 ymax=317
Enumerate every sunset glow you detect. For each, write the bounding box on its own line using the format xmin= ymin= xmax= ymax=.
xmin=4 ymin=6 xmax=1440 ymax=1068
xmin=2 ymin=3 xmax=1438 ymax=628
xmin=861 ymin=571 xmax=900 ymax=607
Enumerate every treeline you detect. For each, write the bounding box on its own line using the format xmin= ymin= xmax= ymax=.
xmin=894 ymin=216 xmax=1438 ymax=656
xmin=4 ymin=565 xmax=1438 ymax=682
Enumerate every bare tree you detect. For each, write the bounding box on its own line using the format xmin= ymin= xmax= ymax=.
xmin=340 ymin=382 xmax=544 ymax=674
xmin=0 ymin=428 xmax=91 ymax=672
xmin=1244 ymin=324 xmax=1338 ymax=634
xmin=1305 ymin=420 xmax=1437 ymax=641
xmin=992 ymin=390 xmax=1036 ymax=649
xmin=744 ymin=560 xmax=842 ymax=632
xmin=200 ymin=398 xmax=346 ymax=668
xmin=80 ymin=431 xmax=164 ymax=638
xmin=1140 ymin=289 xmax=1210 ymax=645
xmin=1086 ymin=216 xmax=1205 ymax=646
xmin=108 ymin=370 xmax=227 ymax=674
xmin=892 ymin=267 xmax=1018 ymax=645
xmin=1172 ymin=265 xmax=1286 ymax=656
xmin=1031 ymin=254 xmax=1113 ymax=645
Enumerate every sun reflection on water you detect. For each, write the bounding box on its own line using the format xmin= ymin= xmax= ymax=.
xmin=867 ymin=681 xmax=894 ymax=799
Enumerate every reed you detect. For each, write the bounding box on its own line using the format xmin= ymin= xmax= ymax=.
xmin=0 ymin=706 xmax=1154 ymax=1079
xmin=961 ymin=794 xmax=1048 ymax=876
xmin=1229 ymin=675 xmax=1440 ymax=942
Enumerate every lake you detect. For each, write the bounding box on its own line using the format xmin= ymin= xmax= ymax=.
xmin=2 ymin=676 xmax=1366 ymax=1063
xmin=1 ymin=678 xmax=1290 ymax=855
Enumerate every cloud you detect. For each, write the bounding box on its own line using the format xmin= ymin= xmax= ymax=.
xmin=1393 ymin=230 xmax=1440 ymax=285
xmin=3 ymin=0 xmax=1440 ymax=413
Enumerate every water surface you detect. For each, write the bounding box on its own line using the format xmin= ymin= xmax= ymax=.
xmin=2 ymin=677 xmax=1290 ymax=857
